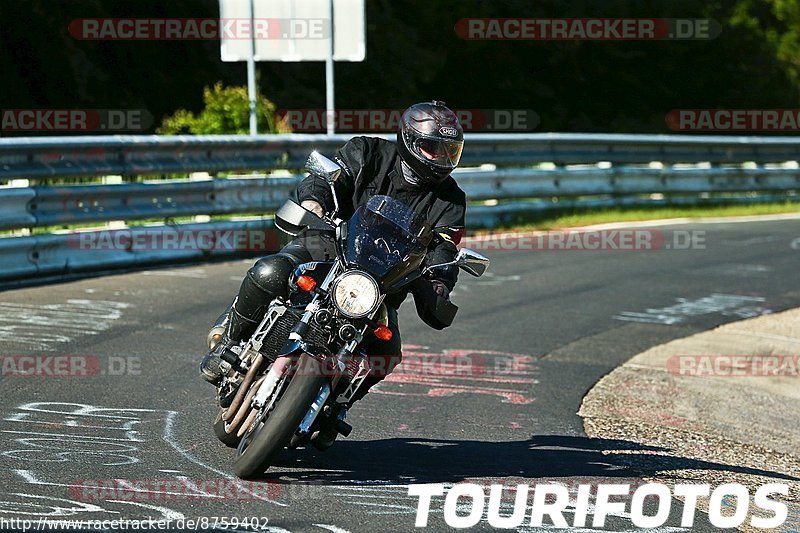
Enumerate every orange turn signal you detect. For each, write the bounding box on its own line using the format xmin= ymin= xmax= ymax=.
xmin=296 ymin=275 xmax=317 ymax=292
xmin=374 ymin=325 xmax=393 ymax=341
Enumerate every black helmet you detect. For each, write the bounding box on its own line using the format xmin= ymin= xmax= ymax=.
xmin=397 ymin=100 xmax=464 ymax=186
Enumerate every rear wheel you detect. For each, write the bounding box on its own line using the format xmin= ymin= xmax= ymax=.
xmin=233 ymin=354 xmax=327 ymax=479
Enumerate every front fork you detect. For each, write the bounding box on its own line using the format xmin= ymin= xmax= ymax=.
xmin=295 ymin=339 xmax=372 ymax=437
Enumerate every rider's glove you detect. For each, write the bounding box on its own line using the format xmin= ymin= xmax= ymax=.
xmin=301 ymin=199 xmax=325 ymax=218
xmin=430 ymin=279 xmax=450 ymax=300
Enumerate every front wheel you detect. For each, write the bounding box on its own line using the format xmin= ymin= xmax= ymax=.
xmin=233 ymin=354 xmax=327 ymax=479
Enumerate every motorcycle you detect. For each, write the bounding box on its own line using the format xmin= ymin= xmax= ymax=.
xmin=208 ymin=150 xmax=490 ymax=479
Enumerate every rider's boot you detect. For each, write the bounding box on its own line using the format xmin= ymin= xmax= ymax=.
xmin=199 ymin=305 xmax=258 ymax=385
xmin=200 ymin=254 xmax=299 ymax=385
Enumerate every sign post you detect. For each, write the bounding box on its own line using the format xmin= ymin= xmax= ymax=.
xmin=246 ymin=0 xmax=257 ymax=135
xmin=219 ymin=0 xmax=366 ymax=136
xmin=325 ymin=0 xmax=335 ymax=134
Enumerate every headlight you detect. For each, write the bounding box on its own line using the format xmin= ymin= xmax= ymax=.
xmin=332 ymin=271 xmax=379 ymax=318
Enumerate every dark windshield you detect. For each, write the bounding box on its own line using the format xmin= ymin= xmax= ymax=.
xmin=343 ymin=195 xmax=428 ymax=281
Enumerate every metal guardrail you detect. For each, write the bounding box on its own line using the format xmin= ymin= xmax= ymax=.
xmin=3 ymin=133 xmax=800 ymax=179
xmin=7 ymin=177 xmax=297 ymax=230
xmin=0 ymin=133 xmax=798 ymax=287
xmin=0 ymin=219 xmax=277 ymax=284
xmin=2 ymin=166 xmax=798 ymax=232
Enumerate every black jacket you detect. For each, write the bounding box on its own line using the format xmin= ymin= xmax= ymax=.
xmin=296 ymin=136 xmax=467 ymax=292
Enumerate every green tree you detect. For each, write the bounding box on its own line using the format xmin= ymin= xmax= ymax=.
xmin=729 ymin=0 xmax=800 ymax=90
xmin=157 ymin=83 xmax=291 ymax=134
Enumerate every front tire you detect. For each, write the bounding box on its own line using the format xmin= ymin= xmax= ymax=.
xmin=233 ymin=354 xmax=326 ymax=479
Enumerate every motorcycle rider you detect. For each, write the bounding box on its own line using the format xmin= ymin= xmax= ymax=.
xmin=200 ymin=100 xmax=467 ymax=443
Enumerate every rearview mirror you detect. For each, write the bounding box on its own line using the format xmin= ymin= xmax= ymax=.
xmin=455 ymin=248 xmax=490 ymax=277
xmin=424 ymin=248 xmax=490 ymax=278
xmin=305 ymin=151 xmax=342 ymax=184
xmin=274 ymin=199 xmax=336 ymax=236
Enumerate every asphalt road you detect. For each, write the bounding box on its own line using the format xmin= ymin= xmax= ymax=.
xmin=0 ymin=217 xmax=798 ymax=532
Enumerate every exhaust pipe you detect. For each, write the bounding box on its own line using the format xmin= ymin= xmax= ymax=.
xmin=207 ymin=325 xmax=225 ymax=350
xmin=207 ymin=302 xmax=233 ymax=350
xmin=222 ymin=353 xmax=263 ymax=422
xmin=228 ymin=374 xmax=266 ymax=436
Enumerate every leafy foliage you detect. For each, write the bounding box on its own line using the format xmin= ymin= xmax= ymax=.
xmin=157 ymin=83 xmax=290 ymax=134
xmin=729 ymin=0 xmax=800 ymax=84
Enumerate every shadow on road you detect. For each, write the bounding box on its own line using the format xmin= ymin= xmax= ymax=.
xmin=260 ymin=434 xmax=798 ymax=485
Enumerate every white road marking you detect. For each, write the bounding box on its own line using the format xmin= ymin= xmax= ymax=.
xmin=463 ymin=213 xmax=800 ymax=248
xmin=452 ymin=272 xmax=522 ymax=294
xmin=0 ymin=429 xmax=143 ymax=442
xmin=0 ymin=492 xmax=111 ymax=517
xmin=328 ymin=485 xmax=422 ymax=515
xmin=1 ymin=478 xmax=183 ymax=521
xmin=4 ymin=404 xmax=184 ymax=521
xmin=568 ymin=212 xmax=800 ymax=229
xmin=142 ymin=268 xmax=208 ymax=279
xmin=712 ymin=263 xmax=772 ymax=275
xmin=720 ymin=236 xmax=781 ymax=246
xmin=313 ymin=525 xmax=352 ymax=533
xmin=161 ymin=411 xmax=287 ymax=507
xmin=106 ymin=500 xmax=184 ymax=521
xmin=614 ymin=294 xmax=770 ymax=325
xmin=0 ymin=300 xmax=130 ymax=351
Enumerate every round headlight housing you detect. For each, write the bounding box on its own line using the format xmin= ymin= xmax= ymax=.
xmin=332 ymin=271 xmax=380 ymax=318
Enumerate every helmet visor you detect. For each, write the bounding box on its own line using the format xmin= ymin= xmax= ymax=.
xmin=414 ymin=137 xmax=464 ymax=169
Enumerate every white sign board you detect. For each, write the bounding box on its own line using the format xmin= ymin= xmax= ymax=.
xmin=220 ymin=0 xmax=366 ymax=62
